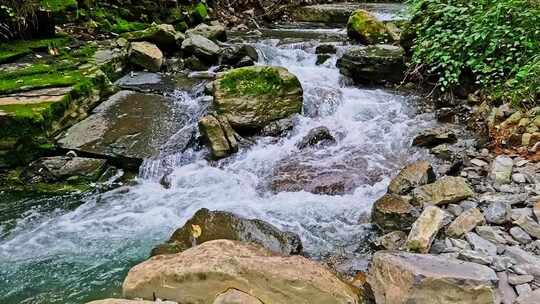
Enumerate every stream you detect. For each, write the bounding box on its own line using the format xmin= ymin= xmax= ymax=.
xmin=0 ymin=30 xmax=436 ymax=303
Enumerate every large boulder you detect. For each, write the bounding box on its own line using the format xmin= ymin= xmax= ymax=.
xmin=346 ymin=9 xmax=393 ymax=44
xmin=412 ymin=176 xmax=474 ymax=206
xmin=372 ymin=194 xmax=419 ymax=232
xmin=181 ymin=34 xmax=221 ymax=63
xmin=337 ymin=45 xmax=405 ymax=85
xmin=368 ymin=251 xmax=499 ymax=304
xmin=213 ymin=66 xmax=303 ymax=131
xmin=198 ymin=114 xmax=238 ymax=159
xmin=129 ymin=42 xmax=163 ymax=72
xmin=123 ymin=240 xmax=361 ymax=304
xmin=388 ymin=160 xmax=436 ymax=195
xmin=151 ymin=208 xmax=302 ymax=256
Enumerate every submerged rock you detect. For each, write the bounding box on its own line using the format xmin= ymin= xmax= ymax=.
xmin=198 ymin=114 xmax=238 ymax=159
xmin=128 ymin=42 xmax=163 ymax=72
xmin=124 ymin=240 xmax=361 ymax=304
xmin=337 ymin=45 xmax=405 ymax=85
xmin=372 ymin=194 xmax=419 ymax=232
xmin=388 ymin=160 xmax=436 ymax=195
xmin=368 ymin=251 xmax=499 ymax=304
xmin=213 ymin=66 xmax=303 ymax=131
xmin=151 ymin=208 xmax=302 ymax=256
xmin=346 ymin=10 xmax=393 ymax=44
xmin=296 ymin=126 xmax=336 ymax=149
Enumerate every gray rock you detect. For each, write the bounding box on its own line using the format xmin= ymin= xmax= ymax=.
xmin=199 ymin=115 xmax=238 ymax=159
xmin=412 ymin=176 xmax=474 ymax=207
xmin=374 ymin=231 xmax=407 ymax=250
xmin=515 ymin=216 xmax=540 ymax=239
xmin=447 ymin=204 xmax=464 ymax=216
xmin=412 ymin=127 xmax=457 ymax=148
xmin=515 ymin=283 xmax=532 ymax=297
xmin=466 ymin=232 xmax=498 ymax=256
xmin=460 ymin=200 xmax=479 ymax=210
xmin=259 ymin=118 xmax=295 ymax=137
xmin=513 ymin=173 xmax=528 ymax=184
xmin=497 ymin=271 xmax=518 ymax=304
xmin=492 ymin=256 xmax=516 ymax=272
xmin=471 ymin=158 xmax=489 ymax=167
xmin=181 ymin=34 xmax=221 ymax=63
xmin=508 ymin=274 xmax=534 ymax=285
xmin=458 ymin=249 xmax=493 ymax=265
xmin=483 ymin=201 xmax=511 ymax=224
xmin=476 ymin=226 xmax=508 ymax=244
xmin=368 ymin=251 xmax=499 ymax=304
xmin=504 ymin=246 xmax=540 ymax=266
xmin=491 ymin=155 xmax=514 ymax=184
xmin=296 ymin=126 xmax=336 ymax=149
xmin=511 ymin=208 xmax=534 ymax=221
xmin=510 ymin=226 xmax=533 ymax=244
xmin=151 ymin=208 xmax=302 ymax=256
xmin=336 ymin=44 xmax=405 ymax=85
xmin=21 ymin=156 xmax=107 ymax=184
xmin=515 ymin=288 xmax=540 ymax=304
xmin=186 ymin=23 xmax=227 ymax=42
xmin=480 ymin=192 xmax=527 ymax=206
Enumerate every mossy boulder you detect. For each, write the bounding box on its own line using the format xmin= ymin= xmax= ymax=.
xmin=347 ymin=9 xmax=393 ymax=44
xmin=151 ymin=208 xmax=302 ymax=256
xmin=213 ymin=66 xmax=303 ymax=131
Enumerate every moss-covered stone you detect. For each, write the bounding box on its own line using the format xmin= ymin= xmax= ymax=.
xmin=0 ymin=37 xmax=70 ymax=64
xmin=214 ymin=66 xmax=303 ymax=131
xmin=347 ymin=9 xmax=393 ymax=44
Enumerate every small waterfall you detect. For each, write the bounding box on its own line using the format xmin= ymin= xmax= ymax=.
xmin=0 ymin=38 xmax=436 ymax=304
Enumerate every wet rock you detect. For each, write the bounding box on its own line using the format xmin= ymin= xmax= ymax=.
xmin=213 ymin=66 xmax=303 ymax=131
xmin=490 ymin=155 xmax=514 ymax=184
xmin=465 ymin=232 xmax=497 ymax=256
xmin=515 ymin=288 xmax=540 ymax=304
xmin=484 ymin=201 xmax=511 ymax=224
xmin=20 ymin=156 xmax=107 ymax=184
xmin=220 ymin=44 xmax=259 ymax=67
xmin=58 ymin=91 xmax=188 ymax=169
xmin=509 ymin=227 xmax=533 ymax=244
xmin=337 ymin=44 xmax=405 ymax=84
xmin=405 ymin=206 xmax=446 ymax=253
xmin=186 ymin=23 xmax=227 ymax=42
xmin=372 ymin=194 xmax=419 ymax=232
xmin=181 ymin=34 xmax=221 ymax=63
xmin=315 ymin=44 xmax=337 ymax=54
xmin=346 ymin=10 xmax=393 ymax=44
xmin=388 ymin=160 xmax=436 ymax=195
xmin=368 ymin=251 xmax=499 ymax=304
xmin=114 ymin=72 xmax=179 ymax=93
xmin=198 ymin=114 xmax=238 ymax=159
xmin=151 ymin=208 xmax=302 ymax=256
xmin=213 ymin=289 xmax=263 ymax=304
xmin=129 ymin=42 xmax=163 ymax=72
xmin=316 ymin=54 xmax=331 ymax=65
xmin=446 ymin=208 xmax=486 ymax=238
xmin=412 ymin=176 xmax=474 ymax=206
xmin=259 ymin=117 xmax=294 ymax=137
xmin=412 ymin=128 xmax=457 ymax=148
xmin=124 ymin=240 xmax=360 ymax=304
xmin=374 ymin=231 xmax=407 ymax=250
xmin=296 ymin=126 xmax=336 ymax=149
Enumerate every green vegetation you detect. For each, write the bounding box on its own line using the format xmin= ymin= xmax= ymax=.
xmin=40 ymin=0 xmax=77 ymax=12
xmin=347 ymin=9 xmax=392 ymax=44
xmin=406 ymin=0 xmax=540 ymax=107
xmin=220 ymin=67 xmax=300 ymax=96
xmin=0 ymin=36 xmax=69 ymax=63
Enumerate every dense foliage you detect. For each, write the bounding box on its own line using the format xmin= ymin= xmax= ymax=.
xmin=407 ymin=0 xmax=540 ymax=106
xmin=0 ymin=0 xmax=39 ymax=40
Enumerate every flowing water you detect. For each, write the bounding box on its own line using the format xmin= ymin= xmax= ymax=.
xmin=0 ymin=35 xmax=435 ymax=303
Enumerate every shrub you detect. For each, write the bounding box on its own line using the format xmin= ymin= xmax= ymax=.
xmin=407 ymin=0 xmax=540 ymax=107
xmin=0 ymin=0 xmax=40 ymax=40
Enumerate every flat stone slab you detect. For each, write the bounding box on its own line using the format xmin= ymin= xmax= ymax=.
xmin=0 ymin=87 xmax=72 ymax=107
xmin=57 ymin=90 xmax=191 ymax=169
xmin=293 ymin=3 xmax=407 ymax=23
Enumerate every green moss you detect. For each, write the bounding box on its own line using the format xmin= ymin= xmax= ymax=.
xmin=111 ymin=17 xmax=147 ymax=34
xmin=0 ymin=69 xmax=84 ymax=94
xmin=40 ymin=0 xmax=77 ymax=12
xmin=0 ymin=37 xmax=70 ymax=64
xmin=193 ymin=2 xmax=208 ymax=22
xmin=220 ymin=67 xmax=300 ymax=96
xmin=347 ymin=9 xmax=391 ymax=44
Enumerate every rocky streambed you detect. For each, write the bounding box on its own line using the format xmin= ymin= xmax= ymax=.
xmin=1 ymin=3 xmax=539 ymax=304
